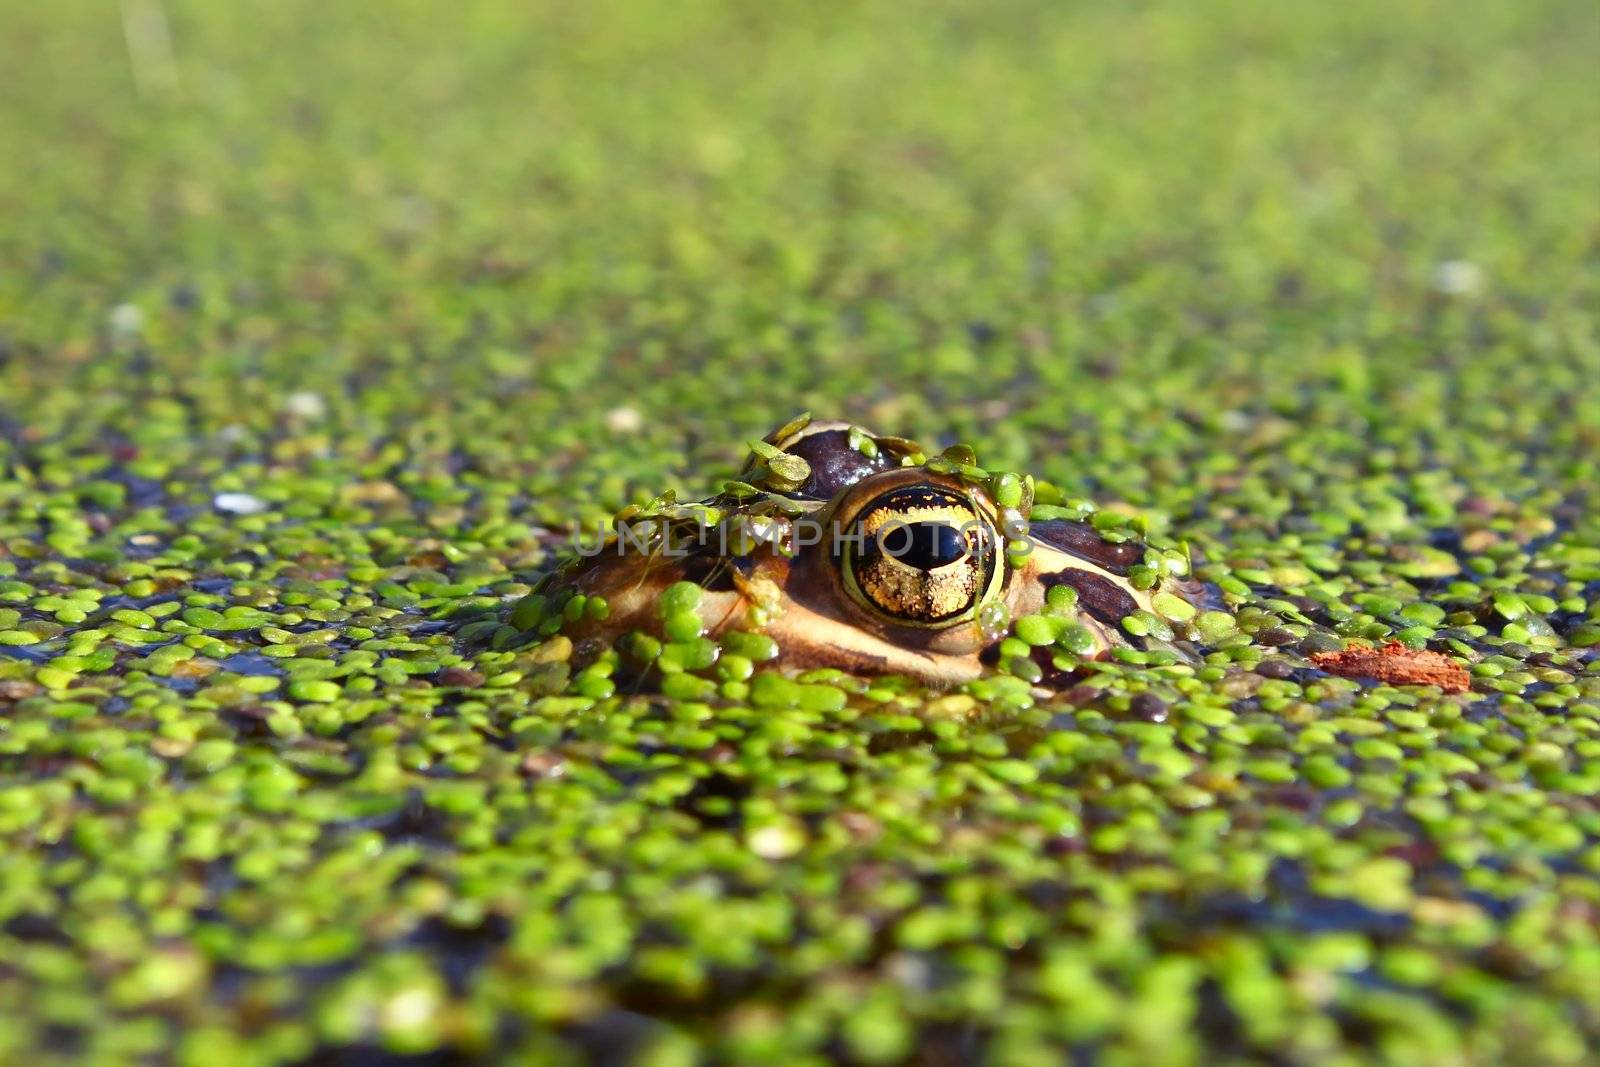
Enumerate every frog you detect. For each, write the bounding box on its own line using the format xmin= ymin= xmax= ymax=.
xmin=519 ymin=415 xmax=1200 ymax=686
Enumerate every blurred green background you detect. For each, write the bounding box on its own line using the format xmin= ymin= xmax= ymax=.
xmin=4 ymin=0 xmax=1594 ymax=514
xmin=0 ymin=1 xmax=1597 ymax=1064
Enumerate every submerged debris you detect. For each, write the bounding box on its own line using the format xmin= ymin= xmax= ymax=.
xmin=1311 ymin=641 xmax=1473 ymax=693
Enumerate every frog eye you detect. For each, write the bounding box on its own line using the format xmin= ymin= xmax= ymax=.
xmin=838 ymin=484 xmax=1002 ymax=626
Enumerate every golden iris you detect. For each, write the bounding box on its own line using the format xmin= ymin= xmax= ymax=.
xmin=839 ymin=484 xmax=1001 ymax=625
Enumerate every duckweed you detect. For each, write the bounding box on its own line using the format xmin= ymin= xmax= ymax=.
xmin=1 ymin=0 xmax=1597 ymax=1064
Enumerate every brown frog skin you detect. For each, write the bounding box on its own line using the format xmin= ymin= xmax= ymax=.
xmin=541 ymin=418 xmax=1194 ymax=686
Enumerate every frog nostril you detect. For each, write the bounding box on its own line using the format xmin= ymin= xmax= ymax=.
xmin=869 ymin=521 xmax=971 ymax=571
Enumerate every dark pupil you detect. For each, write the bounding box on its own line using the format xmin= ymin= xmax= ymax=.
xmin=869 ymin=521 xmax=969 ymax=570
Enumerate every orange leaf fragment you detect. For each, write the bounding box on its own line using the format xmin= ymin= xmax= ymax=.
xmin=1309 ymin=641 xmax=1471 ymax=694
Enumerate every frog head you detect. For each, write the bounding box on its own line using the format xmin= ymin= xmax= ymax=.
xmin=525 ymin=417 xmax=1196 ymax=685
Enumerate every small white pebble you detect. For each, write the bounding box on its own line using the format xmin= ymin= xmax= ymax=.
xmin=284 ymin=391 xmax=327 ymax=419
xmin=379 ymin=985 xmax=440 ymax=1031
xmin=1432 ymin=260 xmax=1483 ymax=296
xmin=887 ymin=952 xmax=935 ymax=991
xmin=214 ymin=492 xmax=268 ymax=515
xmin=1220 ymin=409 xmax=1252 ymax=432
xmin=747 ymin=820 xmax=805 ymax=859
xmin=605 ymin=405 xmax=644 ymax=433
xmin=107 ymin=304 xmax=144 ymax=338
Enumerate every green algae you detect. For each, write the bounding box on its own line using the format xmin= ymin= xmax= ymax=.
xmin=1 ymin=0 xmax=1599 ymax=1064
